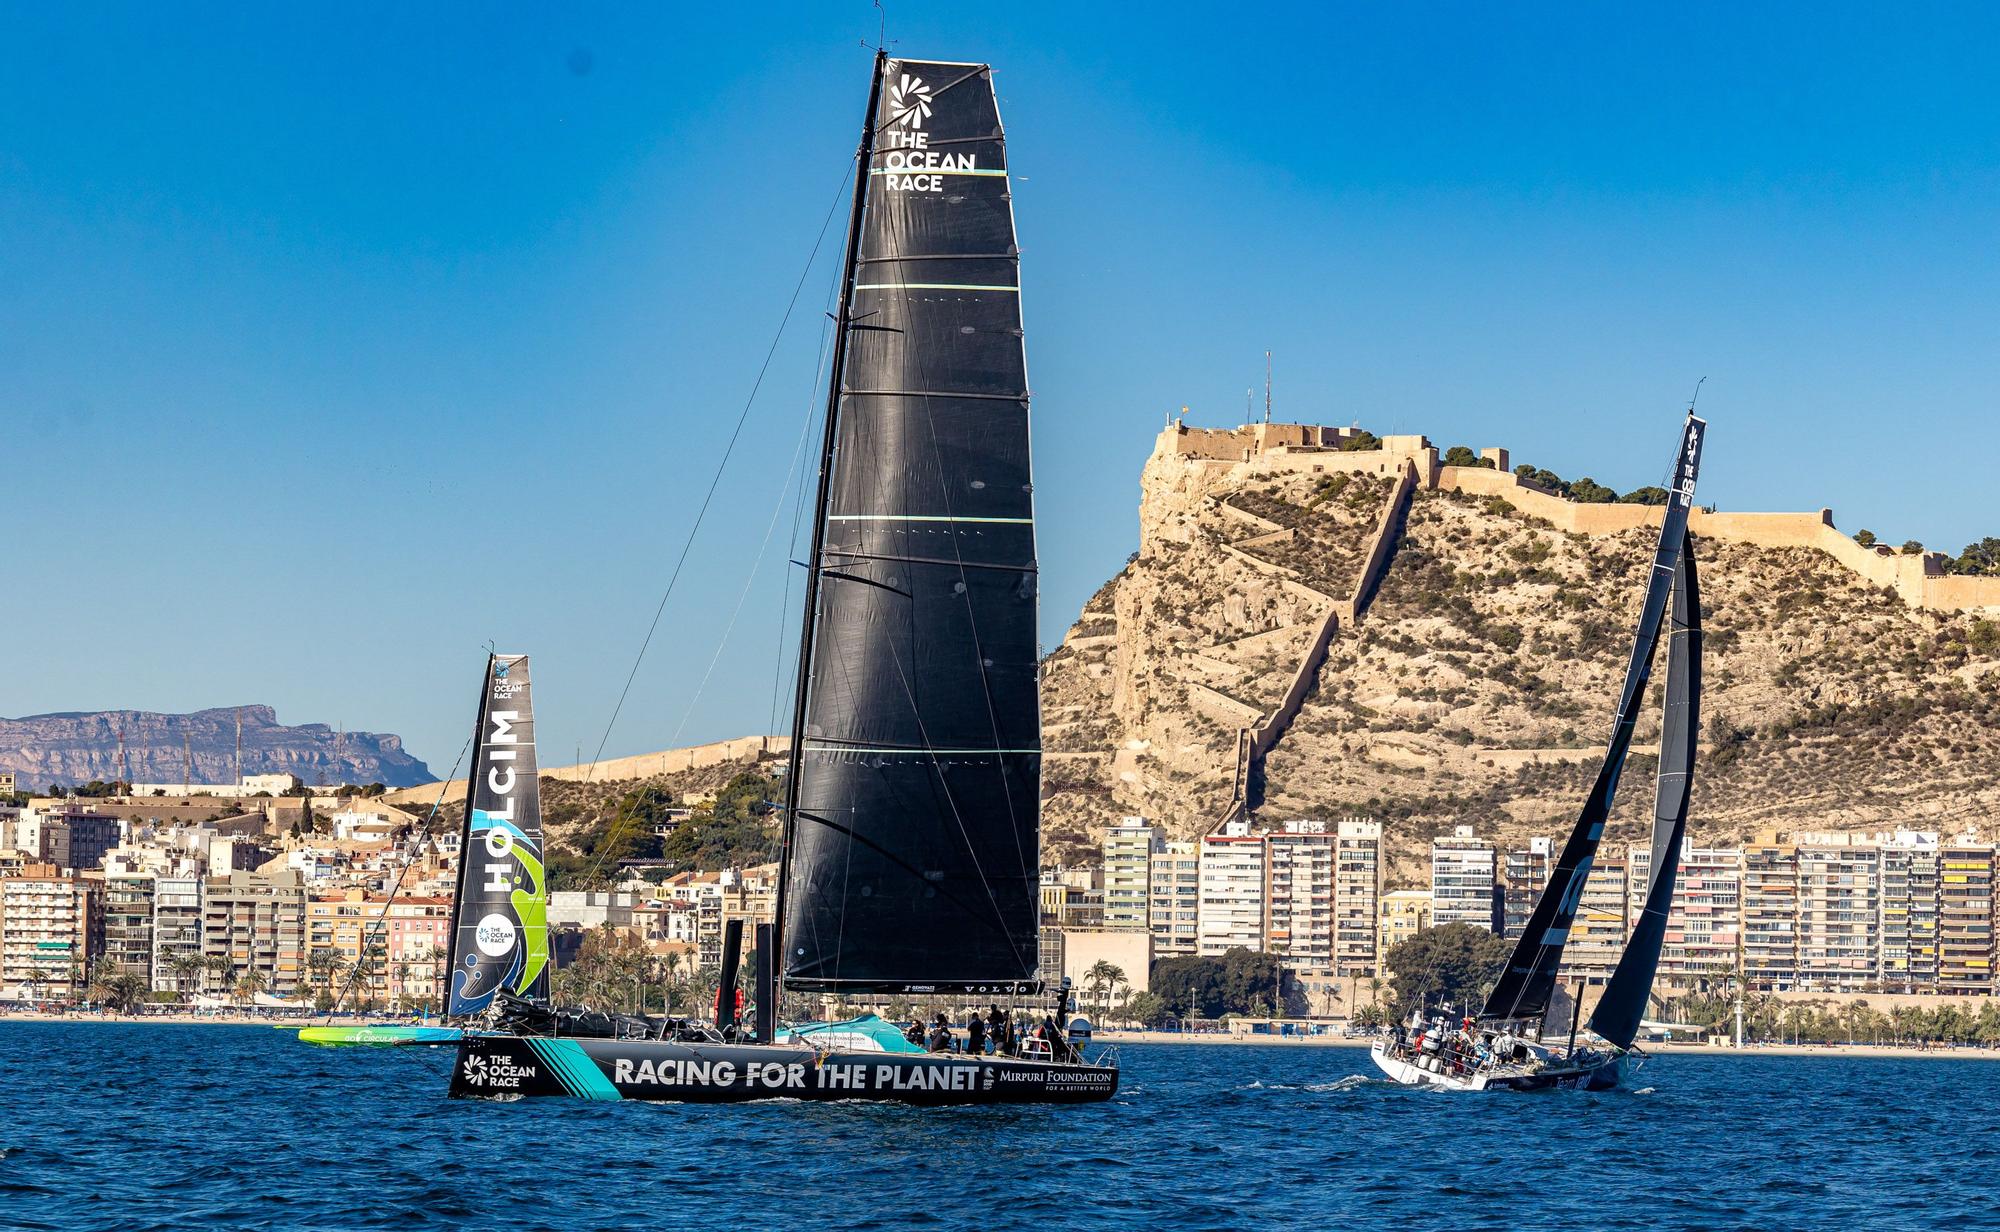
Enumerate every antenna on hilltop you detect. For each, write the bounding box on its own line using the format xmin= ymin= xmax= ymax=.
xmin=1264 ymin=351 xmax=1272 ymax=424
xmin=1687 ymin=375 xmax=1707 ymax=415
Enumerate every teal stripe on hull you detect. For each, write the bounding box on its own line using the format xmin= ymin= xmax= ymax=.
xmin=525 ymin=1038 xmax=623 ymax=1101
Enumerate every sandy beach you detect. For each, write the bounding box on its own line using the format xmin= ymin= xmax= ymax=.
xmin=0 ymin=1010 xmax=412 ymax=1028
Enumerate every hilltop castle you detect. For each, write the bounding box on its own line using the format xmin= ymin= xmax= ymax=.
xmin=1156 ymin=420 xmax=2000 ymax=614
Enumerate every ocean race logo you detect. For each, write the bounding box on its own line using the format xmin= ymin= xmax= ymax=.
xmin=880 ymin=70 xmax=977 ymax=193
xmin=461 ymin=1052 xmax=537 ymax=1091
xmin=888 ymin=72 xmax=932 ymax=131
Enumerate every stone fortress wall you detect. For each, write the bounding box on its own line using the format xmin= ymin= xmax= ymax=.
xmin=1160 ymin=419 xmax=2000 ymax=614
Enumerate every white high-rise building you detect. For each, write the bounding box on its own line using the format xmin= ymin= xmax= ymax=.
xmin=1197 ymin=820 xmax=1266 ymax=956
xmin=1430 ymin=826 xmax=1497 ymax=931
xmin=1148 ymin=841 xmax=1201 ymax=958
xmin=1880 ymin=830 xmax=1941 ymax=992
xmin=1333 ymin=820 xmax=1382 ymax=976
xmin=1265 ymin=821 xmax=1336 ymax=972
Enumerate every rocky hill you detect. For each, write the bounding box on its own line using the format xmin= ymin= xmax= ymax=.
xmin=0 ymin=705 xmax=434 ymax=791
xmin=1042 ymin=422 xmax=2000 ymax=881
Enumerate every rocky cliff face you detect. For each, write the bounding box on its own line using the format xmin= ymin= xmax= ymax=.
xmin=1043 ymin=427 xmax=2000 ymax=880
xmin=1039 ymin=437 xmax=1397 ymax=862
xmin=0 ymin=705 xmax=434 ymax=791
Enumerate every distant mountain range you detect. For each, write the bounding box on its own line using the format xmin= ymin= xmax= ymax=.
xmin=0 ymin=705 xmax=434 ymax=792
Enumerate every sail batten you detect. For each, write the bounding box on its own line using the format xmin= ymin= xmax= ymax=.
xmin=446 ymin=654 xmax=550 ymax=1017
xmin=779 ymin=57 xmax=1042 ymax=996
xmin=1481 ymin=416 xmax=1705 ymax=1024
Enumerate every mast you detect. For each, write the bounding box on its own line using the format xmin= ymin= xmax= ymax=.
xmin=773 ymin=49 xmax=888 ymax=1009
xmin=1589 ymin=530 xmax=1702 ymax=1051
xmin=1482 ymin=414 xmax=1705 ymax=1024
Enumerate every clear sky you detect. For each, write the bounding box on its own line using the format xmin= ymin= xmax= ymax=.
xmin=6 ymin=3 xmax=1997 ymax=774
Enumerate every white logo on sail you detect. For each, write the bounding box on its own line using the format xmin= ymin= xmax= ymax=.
xmin=888 ymin=73 xmax=932 ymax=131
xmin=475 ymin=913 xmax=517 ymax=956
xmin=880 ymin=70 xmax=981 ymax=193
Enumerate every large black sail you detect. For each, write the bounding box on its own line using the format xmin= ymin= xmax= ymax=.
xmin=446 ymin=654 xmax=551 ymax=1016
xmin=1482 ymin=416 xmax=1705 ymax=1023
xmin=1589 ymin=533 xmax=1701 ymax=1050
xmin=781 ymin=57 xmax=1041 ymax=994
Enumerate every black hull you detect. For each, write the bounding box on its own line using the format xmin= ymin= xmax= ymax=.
xmin=449 ymin=1034 xmax=1119 ymax=1106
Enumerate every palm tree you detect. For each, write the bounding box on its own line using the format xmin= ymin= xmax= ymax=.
xmin=234 ymin=969 xmax=268 ymax=1008
xmin=1083 ymin=961 xmax=1126 ymax=1020
xmin=203 ymin=956 xmax=235 ymax=999
xmin=168 ymin=953 xmax=203 ymax=1001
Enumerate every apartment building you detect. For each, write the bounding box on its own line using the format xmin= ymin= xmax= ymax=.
xmin=100 ymin=854 xmax=157 ymax=980
xmin=151 ymin=875 xmax=203 ymax=994
xmin=0 ymin=864 xmax=101 ymax=997
xmin=1502 ymin=837 xmax=1552 ymax=939
xmin=1377 ymin=889 xmax=1431 ymax=957
xmin=1880 ymin=831 xmax=1941 ymax=992
xmin=1148 ymin=841 xmax=1200 ymax=959
xmin=1197 ymin=825 xmax=1266 ymax=956
xmin=1333 ymin=820 xmax=1382 ymax=977
xmin=202 ymin=869 xmax=308 ymax=997
xmin=1430 ymin=827 xmax=1498 ymax=931
xmin=1794 ymin=833 xmax=1881 ymax=992
xmin=1566 ymin=855 xmax=1629 ymax=982
xmin=1741 ymin=838 xmax=1800 ymax=991
xmin=1102 ymin=817 xmax=1158 ymax=931
xmin=1265 ymin=821 xmax=1335 ymax=971
xmin=1938 ymin=839 xmax=1996 ymax=996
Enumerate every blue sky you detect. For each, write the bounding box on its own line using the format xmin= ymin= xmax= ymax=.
xmin=6 ymin=3 xmax=1997 ymax=773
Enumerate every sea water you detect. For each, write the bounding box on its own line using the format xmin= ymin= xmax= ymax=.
xmin=1 ymin=1023 xmax=1992 ymax=1231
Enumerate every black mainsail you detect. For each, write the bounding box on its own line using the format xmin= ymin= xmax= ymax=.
xmin=777 ymin=54 xmax=1042 ymax=995
xmin=1482 ymin=415 xmax=1705 ymax=1023
xmin=1588 ymin=532 xmax=1701 ymax=1050
xmin=445 ymin=653 xmax=551 ymax=1016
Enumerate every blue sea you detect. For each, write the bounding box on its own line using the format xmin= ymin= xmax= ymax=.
xmin=2 ymin=1023 xmax=1993 ymax=1231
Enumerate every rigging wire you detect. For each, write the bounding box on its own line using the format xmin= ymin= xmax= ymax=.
xmin=320 ymin=725 xmax=474 ymax=1020
xmin=574 ymin=156 xmax=856 ymax=886
xmin=667 ymin=300 xmax=838 ymax=749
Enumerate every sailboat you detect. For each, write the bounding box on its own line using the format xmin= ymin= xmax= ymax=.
xmin=448 ymin=53 xmax=1119 ymax=1105
xmin=300 ymin=652 xmax=548 ymax=1046
xmin=1371 ymin=414 xmax=1705 ymax=1091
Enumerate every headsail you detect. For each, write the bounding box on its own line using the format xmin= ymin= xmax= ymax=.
xmin=778 ymin=56 xmax=1042 ymax=995
xmin=1482 ymin=415 xmax=1705 ymax=1023
xmin=446 ymin=653 xmax=551 ymax=1015
xmin=1589 ymin=532 xmax=1701 ymax=1050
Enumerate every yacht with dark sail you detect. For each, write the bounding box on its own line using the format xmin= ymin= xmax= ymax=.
xmin=300 ymin=652 xmax=548 ymax=1046
xmin=448 ymin=52 xmax=1118 ymax=1105
xmin=1371 ymin=413 xmax=1705 ymax=1091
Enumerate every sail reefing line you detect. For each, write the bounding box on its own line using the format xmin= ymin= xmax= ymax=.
xmin=1481 ymin=414 xmax=1705 ymax=1025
